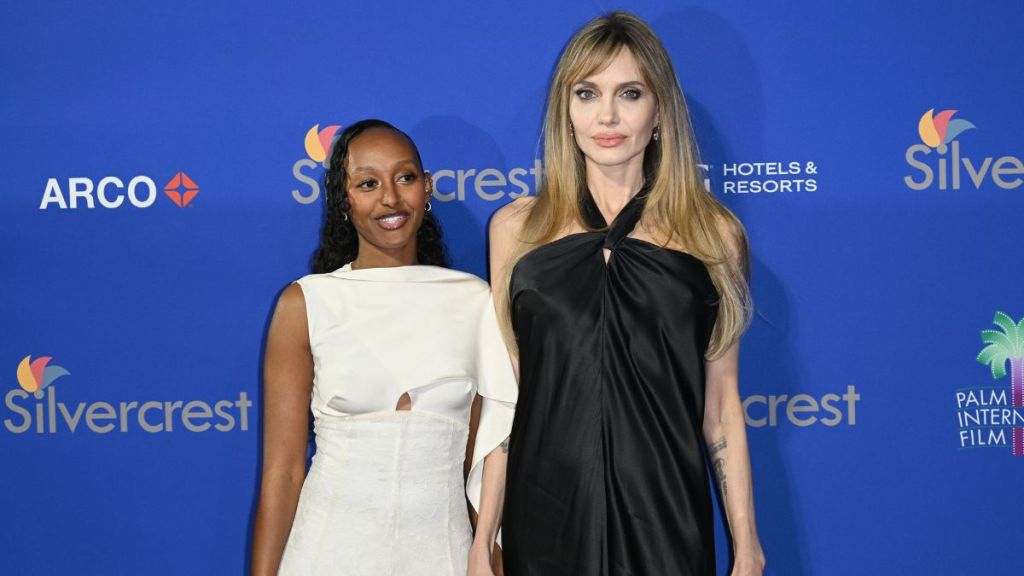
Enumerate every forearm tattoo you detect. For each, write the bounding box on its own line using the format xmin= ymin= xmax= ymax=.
xmin=709 ymin=438 xmax=728 ymax=498
xmin=500 ymin=436 xmax=510 ymax=453
xmin=708 ymin=438 xmax=728 ymax=456
xmin=713 ymin=457 xmax=728 ymax=498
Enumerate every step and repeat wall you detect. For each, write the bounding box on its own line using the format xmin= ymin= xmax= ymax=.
xmin=2 ymin=1 xmax=1021 ymax=574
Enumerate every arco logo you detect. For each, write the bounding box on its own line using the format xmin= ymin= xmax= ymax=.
xmin=16 ymin=355 xmax=69 ymax=399
xmin=164 ymin=172 xmax=200 ymax=208
xmin=292 ymin=124 xmax=342 ymax=204
xmin=904 ymin=107 xmax=1023 ymax=191
xmin=39 ymin=171 xmax=204 ymax=210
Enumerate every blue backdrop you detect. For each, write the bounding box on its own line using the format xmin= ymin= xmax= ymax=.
xmin=3 ymin=1 xmax=1022 ymax=574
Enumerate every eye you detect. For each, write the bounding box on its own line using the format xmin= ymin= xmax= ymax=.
xmin=355 ymin=178 xmax=378 ymax=190
xmin=621 ymin=88 xmax=643 ymax=100
xmin=574 ymin=88 xmax=597 ymax=101
xmin=397 ymin=172 xmax=418 ymax=184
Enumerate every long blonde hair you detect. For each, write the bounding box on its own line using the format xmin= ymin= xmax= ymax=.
xmin=499 ymin=11 xmax=751 ymax=360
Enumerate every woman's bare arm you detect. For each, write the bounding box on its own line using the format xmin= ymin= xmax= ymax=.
xmin=251 ymin=284 xmax=313 ymax=576
xmin=704 ymin=342 xmax=765 ymax=576
xmin=469 ymin=198 xmax=531 ymax=576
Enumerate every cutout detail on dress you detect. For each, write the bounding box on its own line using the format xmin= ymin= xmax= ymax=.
xmin=395 ymin=391 xmax=412 ymax=411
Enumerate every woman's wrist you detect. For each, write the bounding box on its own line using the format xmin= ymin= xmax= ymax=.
xmin=470 ymin=538 xmax=494 ymax=554
xmin=728 ymin=518 xmax=760 ymax=548
xmin=733 ymin=542 xmax=765 ymax=562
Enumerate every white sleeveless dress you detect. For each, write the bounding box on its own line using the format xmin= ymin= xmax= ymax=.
xmin=277 ymin=264 xmax=517 ymax=576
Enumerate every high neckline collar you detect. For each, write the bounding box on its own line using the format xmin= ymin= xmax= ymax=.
xmin=580 ymin=184 xmax=650 ymax=249
xmin=326 ymin=264 xmax=477 ymax=283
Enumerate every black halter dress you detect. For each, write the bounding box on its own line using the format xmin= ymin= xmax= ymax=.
xmin=503 ymin=190 xmax=720 ymax=576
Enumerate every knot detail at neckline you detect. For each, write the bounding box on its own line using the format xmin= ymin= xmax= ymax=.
xmin=580 ymin=186 xmax=650 ymax=250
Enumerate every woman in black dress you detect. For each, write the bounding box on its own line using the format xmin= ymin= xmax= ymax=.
xmin=471 ymin=11 xmax=765 ymax=576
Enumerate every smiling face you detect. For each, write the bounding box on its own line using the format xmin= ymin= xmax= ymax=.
xmin=569 ymin=47 xmax=659 ymax=175
xmin=344 ymin=127 xmax=431 ymax=268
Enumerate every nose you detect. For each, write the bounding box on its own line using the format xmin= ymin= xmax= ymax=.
xmin=598 ymin=94 xmax=619 ymax=126
xmin=379 ymin=180 xmax=399 ymax=207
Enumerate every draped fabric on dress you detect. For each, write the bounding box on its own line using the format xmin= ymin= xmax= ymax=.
xmin=277 ymin=265 xmax=517 ymax=576
xmin=503 ymin=190 xmax=720 ymax=576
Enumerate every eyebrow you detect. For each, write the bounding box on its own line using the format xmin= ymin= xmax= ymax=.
xmin=349 ymin=159 xmax=419 ymax=174
xmin=574 ymin=80 xmax=647 ymax=90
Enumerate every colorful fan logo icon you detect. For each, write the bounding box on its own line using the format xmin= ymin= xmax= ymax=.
xmin=918 ymin=109 xmax=975 ymax=149
xmin=16 ymin=355 xmax=70 ymax=399
xmin=305 ymin=124 xmax=342 ymax=165
xmin=164 ymin=172 xmax=199 ymax=207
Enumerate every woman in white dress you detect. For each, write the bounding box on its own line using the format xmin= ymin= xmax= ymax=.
xmin=251 ymin=119 xmax=516 ymax=576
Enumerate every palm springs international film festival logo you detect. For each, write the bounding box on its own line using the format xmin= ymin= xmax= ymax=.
xmin=904 ymin=108 xmax=1023 ymax=191
xmin=956 ymin=312 xmax=1024 ymax=456
xmin=290 ymin=123 xmax=542 ymax=205
xmin=5 ymin=356 xmax=252 ymax=434
xmin=39 ymin=171 xmax=201 ymax=209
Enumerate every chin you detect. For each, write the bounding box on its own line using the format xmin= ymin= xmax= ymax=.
xmin=374 ymin=237 xmax=415 ymax=251
xmin=585 ymin=150 xmax=642 ymax=169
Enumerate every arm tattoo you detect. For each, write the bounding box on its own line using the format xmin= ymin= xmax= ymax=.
xmin=709 ymin=438 xmax=728 ymax=497
xmin=500 ymin=436 xmax=510 ymax=454
xmin=708 ymin=438 xmax=728 ymax=456
xmin=713 ymin=458 xmax=728 ymax=499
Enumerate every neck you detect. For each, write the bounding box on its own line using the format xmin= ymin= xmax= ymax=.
xmin=351 ymin=245 xmax=418 ymax=270
xmin=585 ymin=158 xmax=645 ymax=221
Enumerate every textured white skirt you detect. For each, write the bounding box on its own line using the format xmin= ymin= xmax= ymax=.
xmin=278 ymin=411 xmax=472 ymax=575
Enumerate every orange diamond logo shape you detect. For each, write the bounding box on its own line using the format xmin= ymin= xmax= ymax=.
xmin=164 ymin=172 xmax=199 ymax=207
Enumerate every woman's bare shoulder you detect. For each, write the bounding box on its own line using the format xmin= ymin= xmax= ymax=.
xmin=490 ymin=196 xmax=536 ymax=233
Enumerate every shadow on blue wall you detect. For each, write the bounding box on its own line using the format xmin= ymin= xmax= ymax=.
xmin=656 ymin=8 xmax=806 ymax=575
xmin=413 ymin=115 xmax=511 ymax=278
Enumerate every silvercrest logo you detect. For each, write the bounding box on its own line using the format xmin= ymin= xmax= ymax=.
xmin=290 ymin=123 xmax=541 ymax=204
xmin=904 ymin=109 xmax=1022 ymax=191
xmin=5 ymin=356 xmax=253 ymax=435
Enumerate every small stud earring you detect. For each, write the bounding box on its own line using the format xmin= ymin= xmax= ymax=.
xmin=653 ymin=126 xmax=660 ymax=142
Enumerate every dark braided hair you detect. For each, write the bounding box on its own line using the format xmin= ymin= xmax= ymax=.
xmin=311 ymin=119 xmax=448 ymax=273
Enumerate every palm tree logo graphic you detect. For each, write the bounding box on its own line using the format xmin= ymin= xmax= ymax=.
xmin=976 ymin=311 xmax=1024 ymax=456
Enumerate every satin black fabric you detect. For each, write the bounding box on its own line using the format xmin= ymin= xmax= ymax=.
xmin=503 ymin=190 xmax=720 ymax=576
